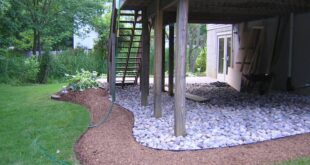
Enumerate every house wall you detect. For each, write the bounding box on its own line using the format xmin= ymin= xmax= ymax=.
xmin=73 ymin=24 xmax=99 ymax=50
xmin=206 ymin=24 xmax=232 ymax=79
xmin=292 ymin=13 xmax=310 ymax=90
xmin=226 ymin=12 xmax=310 ymax=92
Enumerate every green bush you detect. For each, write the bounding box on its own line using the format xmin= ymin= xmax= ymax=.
xmin=49 ymin=49 xmax=107 ymax=81
xmin=66 ymin=69 xmax=101 ymax=91
xmin=195 ymin=48 xmax=207 ymax=73
xmin=23 ymin=57 xmax=40 ymax=82
xmin=0 ymin=55 xmax=39 ymax=84
xmin=0 ymin=49 xmax=107 ymax=84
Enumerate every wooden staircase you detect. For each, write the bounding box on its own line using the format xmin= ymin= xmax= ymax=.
xmin=115 ymin=10 xmax=142 ymax=87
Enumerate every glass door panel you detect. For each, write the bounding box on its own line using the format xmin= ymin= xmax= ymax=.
xmin=218 ymin=38 xmax=225 ymax=74
xmin=226 ymin=37 xmax=232 ymax=74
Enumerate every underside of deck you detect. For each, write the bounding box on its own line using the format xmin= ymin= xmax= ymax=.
xmin=121 ymin=0 xmax=310 ymax=24
xmin=110 ymin=0 xmax=310 ymax=136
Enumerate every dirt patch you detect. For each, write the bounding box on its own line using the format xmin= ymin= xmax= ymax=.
xmin=60 ymin=88 xmax=310 ymax=165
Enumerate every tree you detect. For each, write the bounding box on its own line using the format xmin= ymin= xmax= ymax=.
xmin=0 ymin=0 xmax=26 ymax=49
xmin=0 ymin=0 xmax=10 ymax=16
xmin=1 ymin=0 xmax=105 ymax=83
xmin=187 ymin=24 xmax=207 ymax=73
xmin=9 ymin=0 xmax=104 ymax=55
xmin=195 ymin=48 xmax=207 ymax=73
xmin=92 ymin=2 xmax=111 ymax=55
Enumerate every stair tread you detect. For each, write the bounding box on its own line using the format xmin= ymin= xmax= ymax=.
xmin=117 ymin=62 xmax=139 ymax=64
xmin=118 ymin=50 xmax=142 ymax=52
xmin=119 ymin=34 xmax=142 ymax=36
xmin=120 ymin=21 xmax=142 ymax=23
xmin=116 ymin=75 xmax=137 ymax=77
xmin=116 ymin=66 xmax=138 ymax=68
xmin=119 ymin=28 xmax=142 ymax=30
xmin=118 ymin=47 xmax=142 ymax=48
xmin=120 ymin=13 xmax=142 ymax=16
xmin=119 ymin=40 xmax=141 ymax=42
xmin=117 ymin=57 xmax=141 ymax=58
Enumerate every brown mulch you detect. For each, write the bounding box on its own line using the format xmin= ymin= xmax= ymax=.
xmin=59 ymin=88 xmax=310 ymax=165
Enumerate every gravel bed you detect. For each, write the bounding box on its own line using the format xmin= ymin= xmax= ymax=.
xmin=115 ymin=83 xmax=310 ymax=150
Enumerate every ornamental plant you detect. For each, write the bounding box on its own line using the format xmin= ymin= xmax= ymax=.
xmin=65 ymin=69 xmax=101 ymax=91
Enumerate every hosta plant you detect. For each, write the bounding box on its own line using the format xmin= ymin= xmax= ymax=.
xmin=65 ymin=69 xmax=101 ymax=91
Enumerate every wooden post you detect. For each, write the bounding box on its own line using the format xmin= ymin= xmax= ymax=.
xmin=154 ymin=0 xmax=163 ymax=118
xmin=141 ymin=9 xmax=150 ymax=106
xmin=162 ymin=27 xmax=166 ymax=91
xmin=108 ymin=38 xmax=111 ymax=83
xmin=175 ymin=0 xmax=188 ymax=136
xmin=111 ymin=33 xmax=116 ymax=102
xmin=169 ymin=25 xmax=174 ymax=96
xmin=109 ymin=2 xmax=117 ymax=102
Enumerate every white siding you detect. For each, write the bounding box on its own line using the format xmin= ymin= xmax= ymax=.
xmin=74 ymin=24 xmax=99 ymax=50
xmin=207 ymin=24 xmax=232 ymax=79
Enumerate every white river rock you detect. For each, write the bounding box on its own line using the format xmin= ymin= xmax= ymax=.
xmin=115 ymin=83 xmax=310 ymax=150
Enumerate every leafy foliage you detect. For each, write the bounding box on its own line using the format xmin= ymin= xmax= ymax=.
xmin=0 ymin=49 xmax=106 ymax=84
xmin=0 ymin=54 xmax=39 ymax=84
xmin=49 ymin=49 xmax=107 ymax=81
xmin=3 ymin=0 xmax=104 ymax=52
xmin=195 ymin=48 xmax=207 ymax=73
xmin=188 ymin=24 xmax=207 ymax=73
xmin=0 ymin=0 xmax=111 ymax=84
xmin=0 ymin=0 xmax=10 ymax=16
xmin=66 ymin=69 xmax=101 ymax=91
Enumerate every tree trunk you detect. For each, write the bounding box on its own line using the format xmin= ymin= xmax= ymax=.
xmin=37 ymin=31 xmax=49 ymax=83
xmin=38 ymin=31 xmax=42 ymax=56
xmin=32 ymin=29 xmax=37 ymax=55
xmin=188 ymin=43 xmax=193 ymax=72
xmin=191 ymin=49 xmax=199 ymax=72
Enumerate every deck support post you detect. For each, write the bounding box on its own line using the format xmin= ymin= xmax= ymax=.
xmin=168 ymin=25 xmax=174 ymax=96
xmin=110 ymin=33 xmax=116 ymax=102
xmin=162 ymin=27 xmax=166 ymax=91
xmin=154 ymin=0 xmax=163 ymax=118
xmin=109 ymin=3 xmax=117 ymax=102
xmin=141 ymin=9 xmax=150 ymax=106
xmin=175 ymin=0 xmax=188 ymax=136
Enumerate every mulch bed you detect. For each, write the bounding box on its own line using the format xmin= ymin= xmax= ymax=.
xmin=59 ymin=88 xmax=310 ymax=165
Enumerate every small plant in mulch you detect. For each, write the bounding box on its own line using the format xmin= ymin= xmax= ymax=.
xmin=65 ymin=69 xmax=102 ymax=92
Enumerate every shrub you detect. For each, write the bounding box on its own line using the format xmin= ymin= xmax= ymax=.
xmin=23 ymin=57 xmax=40 ymax=82
xmin=195 ymin=48 xmax=207 ymax=73
xmin=0 ymin=54 xmax=39 ymax=84
xmin=0 ymin=49 xmax=107 ymax=84
xmin=49 ymin=49 xmax=107 ymax=81
xmin=66 ymin=69 xmax=101 ymax=91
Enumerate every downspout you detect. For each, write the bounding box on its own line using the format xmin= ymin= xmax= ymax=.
xmin=287 ymin=13 xmax=294 ymax=91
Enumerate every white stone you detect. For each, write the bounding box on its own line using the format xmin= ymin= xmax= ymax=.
xmin=115 ymin=84 xmax=310 ymax=150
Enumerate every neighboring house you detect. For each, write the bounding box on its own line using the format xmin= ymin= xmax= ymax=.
xmin=73 ymin=24 xmax=99 ymax=50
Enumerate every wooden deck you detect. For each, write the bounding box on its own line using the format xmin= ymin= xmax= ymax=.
xmin=110 ymin=0 xmax=310 ymax=136
xmin=121 ymin=0 xmax=310 ymax=24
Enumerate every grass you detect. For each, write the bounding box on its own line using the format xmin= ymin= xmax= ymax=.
xmin=0 ymin=84 xmax=89 ymax=165
xmin=0 ymin=84 xmax=309 ymax=165
xmin=279 ymin=157 xmax=310 ymax=165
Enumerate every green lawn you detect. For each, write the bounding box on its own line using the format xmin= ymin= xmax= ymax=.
xmin=279 ymin=157 xmax=310 ymax=165
xmin=0 ymin=84 xmax=89 ymax=165
xmin=0 ymin=84 xmax=308 ymax=165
